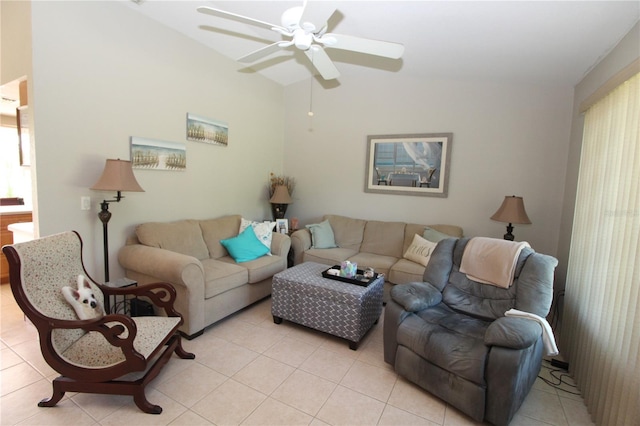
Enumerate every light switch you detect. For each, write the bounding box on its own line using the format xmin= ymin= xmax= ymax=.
xmin=81 ymin=196 xmax=91 ymax=210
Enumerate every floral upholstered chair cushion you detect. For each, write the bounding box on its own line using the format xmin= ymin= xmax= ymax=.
xmin=13 ymin=231 xmax=180 ymax=368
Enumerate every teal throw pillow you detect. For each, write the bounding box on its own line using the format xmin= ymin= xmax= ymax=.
xmin=220 ymin=226 xmax=270 ymax=263
xmin=423 ymin=226 xmax=452 ymax=242
xmin=306 ymin=220 xmax=337 ymax=249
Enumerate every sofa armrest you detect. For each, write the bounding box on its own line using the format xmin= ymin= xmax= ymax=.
xmin=270 ymin=232 xmax=291 ymax=257
xmin=119 ymin=244 xmax=204 ymax=287
xmin=290 ymin=228 xmax=312 ymax=265
xmin=390 ymin=281 xmax=442 ymax=312
xmin=118 ymin=244 xmax=205 ymax=337
xmin=485 ymin=317 xmax=541 ymax=349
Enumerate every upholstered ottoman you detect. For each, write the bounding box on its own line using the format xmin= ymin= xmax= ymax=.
xmin=271 ymin=262 xmax=384 ymax=349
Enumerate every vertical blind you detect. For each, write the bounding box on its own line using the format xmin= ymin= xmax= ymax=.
xmin=562 ymin=73 xmax=639 ymax=425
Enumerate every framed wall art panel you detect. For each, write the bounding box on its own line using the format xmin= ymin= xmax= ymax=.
xmin=186 ymin=113 xmax=228 ymax=146
xmin=131 ymin=137 xmax=186 ymax=171
xmin=365 ymin=133 xmax=452 ymax=197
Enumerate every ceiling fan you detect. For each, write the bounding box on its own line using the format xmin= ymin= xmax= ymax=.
xmin=196 ymin=1 xmax=404 ymax=80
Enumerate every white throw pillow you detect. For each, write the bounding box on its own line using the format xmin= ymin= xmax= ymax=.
xmin=403 ymin=234 xmax=438 ymax=266
xmin=240 ymin=218 xmax=276 ymax=253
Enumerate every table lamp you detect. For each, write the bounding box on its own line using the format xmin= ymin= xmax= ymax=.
xmin=90 ymin=159 xmax=144 ymax=282
xmin=490 ymin=195 xmax=531 ymax=241
xmin=269 ymin=185 xmax=292 ymax=219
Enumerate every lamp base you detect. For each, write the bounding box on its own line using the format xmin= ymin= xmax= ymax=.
xmin=98 ymin=201 xmax=113 ymax=283
xmin=503 ymin=223 xmax=515 ymax=241
xmin=271 ymin=204 xmax=288 ymax=220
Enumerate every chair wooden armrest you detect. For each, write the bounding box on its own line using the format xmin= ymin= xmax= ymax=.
xmin=2 ymin=230 xmax=195 ymax=414
xmin=99 ymin=281 xmax=183 ymax=319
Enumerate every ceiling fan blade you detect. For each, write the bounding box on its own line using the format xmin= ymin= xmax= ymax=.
xmin=197 ymin=6 xmax=288 ymax=33
xmin=237 ymin=41 xmax=292 ymax=63
xmin=305 ymin=46 xmax=340 ymax=80
xmin=322 ymin=33 xmax=405 ymax=59
xmin=299 ymin=1 xmax=337 ymax=34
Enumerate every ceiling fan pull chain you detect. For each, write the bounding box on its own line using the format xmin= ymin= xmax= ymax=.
xmin=308 ymin=50 xmax=314 ymax=118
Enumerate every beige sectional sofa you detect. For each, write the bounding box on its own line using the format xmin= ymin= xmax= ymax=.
xmin=118 ymin=215 xmax=290 ymax=339
xmin=291 ymin=214 xmax=463 ymax=286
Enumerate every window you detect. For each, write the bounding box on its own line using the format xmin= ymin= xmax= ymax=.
xmin=563 ymin=72 xmax=639 ymax=425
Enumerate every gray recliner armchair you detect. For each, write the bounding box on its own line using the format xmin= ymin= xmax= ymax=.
xmin=383 ymin=237 xmax=558 ymax=426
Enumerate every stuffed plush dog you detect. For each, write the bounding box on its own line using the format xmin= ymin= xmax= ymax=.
xmin=61 ymin=275 xmax=104 ymax=320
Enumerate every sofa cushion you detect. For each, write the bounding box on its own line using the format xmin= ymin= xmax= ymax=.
xmin=200 ymin=215 xmax=242 ymax=259
xmin=360 ymin=220 xmax=406 ymax=257
xmin=388 ymin=258 xmax=426 ymax=285
xmin=305 ymin=220 xmax=337 ymax=249
xmin=347 ymin=252 xmax=398 ymax=278
xmin=325 ymin=215 xmax=366 ymax=251
xmin=423 ymin=226 xmax=454 ymax=242
xmin=397 ymin=303 xmax=490 ymax=386
xmin=303 ymin=247 xmax=359 ymax=266
xmin=220 ymin=254 xmax=286 ymax=283
xmin=240 ymin=218 xmax=276 ymax=253
xmin=220 ymin=226 xmax=270 ymax=263
xmin=391 ymin=281 xmax=442 ymax=312
xmin=442 ymin=239 xmax=521 ymax=320
xmin=201 ymin=259 xmax=248 ymax=299
xmin=136 ymin=220 xmax=210 ymax=260
xmin=404 ymin=223 xmax=462 ymax=254
xmin=403 ymin=234 xmax=438 ymax=266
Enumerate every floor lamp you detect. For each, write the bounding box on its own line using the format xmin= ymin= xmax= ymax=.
xmin=90 ymin=159 xmax=144 ymax=283
xmin=490 ymin=195 xmax=531 ymax=241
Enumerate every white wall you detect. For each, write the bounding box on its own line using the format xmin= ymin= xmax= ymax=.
xmin=284 ymin=74 xmax=573 ymax=256
xmin=29 ymin=1 xmax=285 ymax=280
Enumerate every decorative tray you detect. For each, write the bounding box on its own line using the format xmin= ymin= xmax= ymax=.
xmin=321 ymin=265 xmax=380 ymax=287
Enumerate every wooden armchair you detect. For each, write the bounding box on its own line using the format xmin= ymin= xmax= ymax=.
xmin=2 ymin=230 xmax=195 ymax=414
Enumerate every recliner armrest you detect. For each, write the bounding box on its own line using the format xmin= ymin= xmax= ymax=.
xmin=390 ymin=281 xmax=442 ymax=312
xmin=485 ymin=317 xmax=541 ymax=349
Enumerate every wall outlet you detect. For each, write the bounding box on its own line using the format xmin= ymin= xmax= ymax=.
xmin=81 ymin=196 xmax=91 ymax=211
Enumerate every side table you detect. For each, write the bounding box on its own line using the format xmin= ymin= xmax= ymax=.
xmin=104 ymin=277 xmax=137 ymax=314
xmin=285 ymin=228 xmax=297 ymax=267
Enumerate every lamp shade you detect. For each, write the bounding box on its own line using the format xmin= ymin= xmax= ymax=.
xmin=90 ymin=159 xmax=144 ymax=193
xmin=490 ymin=196 xmax=531 ymax=224
xmin=269 ymin=185 xmax=292 ymax=204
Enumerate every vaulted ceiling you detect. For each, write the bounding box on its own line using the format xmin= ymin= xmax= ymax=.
xmin=2 ymin=0 xmax=638 ymax=116
xmin=124 ymin=1 xmax=639 ymax=87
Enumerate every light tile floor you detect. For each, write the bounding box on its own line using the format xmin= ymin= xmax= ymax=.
xmin=0 ymin=284 xmax=593 ymax=425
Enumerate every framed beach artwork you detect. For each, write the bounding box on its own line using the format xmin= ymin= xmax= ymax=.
xmin=186 ymin=113 xmax=229 ymax=146
xmin=364 ymin=133 xmax=453 ymax=197
xmin=131 ymin=137 xmax=186 ymax=171
xmin=275 ymin=218 xmax=289 ymax=234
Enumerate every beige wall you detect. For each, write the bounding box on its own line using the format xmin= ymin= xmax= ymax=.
xmin=27 ymin=1 xmax=285 ymax=280
xmin=1 ymin=1 xmax=31 ymax=85
xmin=283 ymin=75 xmax=573 ymax=257
xmin=555 ymin=22 xmax=640 ymax=289
xmin=1 ymin=1 xmax=35 ymax=209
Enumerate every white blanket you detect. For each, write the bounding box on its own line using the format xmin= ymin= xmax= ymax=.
xmin=505 ymin=308 xmax=559 ymax=356
xmin=460 ymin=237 xmax=530 ymax=288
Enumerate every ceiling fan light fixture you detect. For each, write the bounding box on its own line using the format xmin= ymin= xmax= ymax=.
xmin=293 ymin=29 xmax=313 ymax=50
xmin=198 ymin=1 xmax=404 ymax=81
